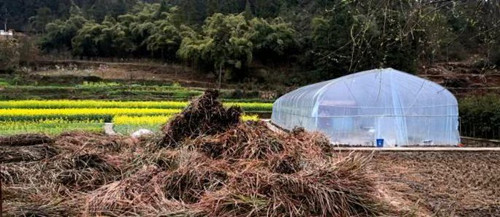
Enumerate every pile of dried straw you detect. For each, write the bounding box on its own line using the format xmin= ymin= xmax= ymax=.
xmin=2 ymin=90 xmax=384 ymax=216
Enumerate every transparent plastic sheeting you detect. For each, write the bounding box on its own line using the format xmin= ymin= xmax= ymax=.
xmin=271 ymin=68 xmax=460 ymax=147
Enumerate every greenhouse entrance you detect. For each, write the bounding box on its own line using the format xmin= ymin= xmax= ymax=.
xmin=271 ymin=68 xmax=460 ymax=147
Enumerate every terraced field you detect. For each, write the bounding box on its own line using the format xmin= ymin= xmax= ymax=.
xmin=0 ymin=76 xmax=272 ymax=102
xmin=0 ymin=100 xmax=269 ymax=135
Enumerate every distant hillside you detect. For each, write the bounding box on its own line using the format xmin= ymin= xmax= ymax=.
xmin=1 ymin=0 xmax=499 ymax=84
xmin=0 ymin=0 xmax=157 ymax=32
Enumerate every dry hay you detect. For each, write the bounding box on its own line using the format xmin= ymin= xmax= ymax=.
xmin=160 ymin=89 xmax=241 ymax=148
xmin=53 ymin=153 xmax=121 ymax=191
xmin=3 ymin=202 xmax=74 ymax=217
xmin=0 ymin=144 xmax=58 ymax=163
xmin=83 ymin=164 xmax=204 ymax=216
xmin=55 ymin=131 xmax=133 ymax=153
xmin=84 ymin=149 xmax=226 ymax=215
xmin=84 ymin=165 xmax=164 ymax=215
xmin=156 ymin=157 xmax=229 ymax=204
xmin=269 ymin=153 xmax=301 ymax=174
xmin=199 ymin=155 xmax=380 ymax=217
xmin=4 ymin=90 xmax=384 ymax=216
xmin=0 ymin=133 xmax=53 ymax=146
xmin=2 ymin=132 xmax=132 ymax=216
xmin=85 ymin=147 xmax=381 ymax=216
xmin=1 ymin=153 xmax=121 ymax=193
xmin=1 ymin=161 xmax=46 ymax=184
xmin=84 ymin=91 xmax=382 ymax=216
xmin=189 ymin=121 xmax=331 ymax=162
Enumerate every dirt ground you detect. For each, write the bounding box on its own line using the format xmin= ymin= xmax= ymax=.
xmin=358 ymin=151 xmax=500 ymax=216
xmin=32 ymin=60 xmax=220 ymax=88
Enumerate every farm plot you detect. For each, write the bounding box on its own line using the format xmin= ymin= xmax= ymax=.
xmin=0 ymin=81 xmax=203 ymax=101
xmin=0 ymin=76 xmax=273 ymax=101
xmin=369 ymin=151 xmax=500 ymax=216
xmin=0 ymin=100 xmax=269 ymax=135
xmin=0 ymin=100 xmax=273 ymax=111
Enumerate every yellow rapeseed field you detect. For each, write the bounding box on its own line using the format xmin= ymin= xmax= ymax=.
xmin=0 ymin=100 xmax=272 ymax=111
xmin=113 ymin=114 xmax=260 ymax=125
xmin=0 ymin=100 xmax=265 ymax=135
xmin=0 ymin=108 xmax=181 ymax=120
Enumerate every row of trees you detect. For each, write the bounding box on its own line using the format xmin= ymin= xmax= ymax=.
xmin=178 ymin=14 xmax=298 ymax=80
xmin=9 ymin=0 xmax=500 ymax=82
xmin=41 ymin=2 xmax=298 ymax=80
xmin=0 ymin=0 xmax=140 ymax=32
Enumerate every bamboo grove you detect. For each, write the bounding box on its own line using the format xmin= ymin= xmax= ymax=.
xmin=14 ymin=0 xmax=496 ymax=81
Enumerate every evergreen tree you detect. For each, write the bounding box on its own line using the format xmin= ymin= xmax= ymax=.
xmin=178 ymin=13 xmax=253 ymax=81
xmin=41 ymin=4 xmax=87 ymax=52
xmin=29 ymin=7 xmax=54 ymax=33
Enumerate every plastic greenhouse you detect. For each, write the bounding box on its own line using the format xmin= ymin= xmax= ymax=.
xmin=271 ymin=68 xmax=460 ymax=147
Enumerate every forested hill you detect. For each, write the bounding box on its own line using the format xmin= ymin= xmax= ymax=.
xmin=1 ymin=0 xmax=499 ymax=83
xmin=1 ymin=0 xmax=135 ymax=32
xmin=4 ymin=0 xmax=286 ymax=32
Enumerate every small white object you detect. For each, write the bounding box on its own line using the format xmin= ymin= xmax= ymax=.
xmin=104 ymin=123 xmax=117 ymax=136
xmin=0 ymin=30 xmax=13 ymax=36
xmin=131 ymin=129 xmax=154 ymax=138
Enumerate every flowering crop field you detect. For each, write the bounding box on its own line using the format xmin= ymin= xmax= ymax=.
xmin=0 ymin=108 xmax=182 ymax=122
xmin=0 ymin=100 xmax=273 ymax=112
xmin=0 ymin=119 xmax=104 ymax=135
xmin=112 ymin=114 xmax=259 ymax=135
xmin=0 ymin=100 xmax=269 ymax=135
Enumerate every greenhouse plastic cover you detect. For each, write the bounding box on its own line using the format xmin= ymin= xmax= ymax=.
xmin=271 ymin=68 xmax=460 ymax=147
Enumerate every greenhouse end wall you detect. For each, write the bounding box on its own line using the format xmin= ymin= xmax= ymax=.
xmin=271 ymin=68 xmax=460 ymax=147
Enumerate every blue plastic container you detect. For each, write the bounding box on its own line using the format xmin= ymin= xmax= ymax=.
xmin=376 ymin=139 xmax=384 ymax=147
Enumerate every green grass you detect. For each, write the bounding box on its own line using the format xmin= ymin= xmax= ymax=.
xmin=0 ymin=122 xmax=103 ymax=136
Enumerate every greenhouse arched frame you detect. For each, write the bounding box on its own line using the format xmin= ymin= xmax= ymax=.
xmin=271 ymin=68 xmax=460 ymax=147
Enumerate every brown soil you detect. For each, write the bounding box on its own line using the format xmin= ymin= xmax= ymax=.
xmin=366 ymin=151 xmax=500 ymax=216
xmin=32 ymin=60 xmax=222 ymax=88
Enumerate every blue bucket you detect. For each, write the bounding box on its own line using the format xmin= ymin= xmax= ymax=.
xmin=376 ymin=139 xmax=384 ymax=147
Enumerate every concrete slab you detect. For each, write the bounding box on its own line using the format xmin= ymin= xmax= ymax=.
xmin=330 ymin=147 xmax=500 ymax=152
